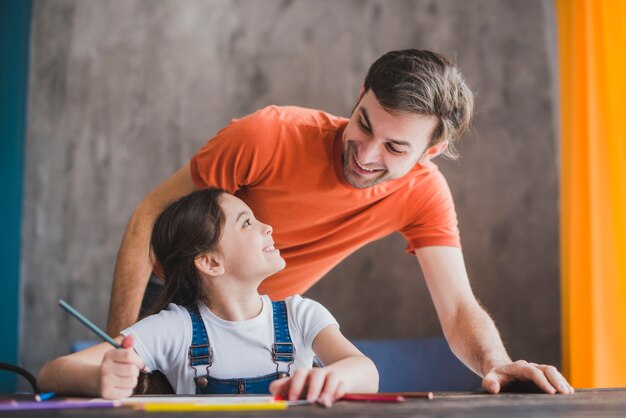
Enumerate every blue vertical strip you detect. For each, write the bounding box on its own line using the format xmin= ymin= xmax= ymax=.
xmin=0 ymin=0 xmax=32 ymax=392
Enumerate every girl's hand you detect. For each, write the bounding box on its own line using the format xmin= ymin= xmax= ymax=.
xmin=269 ymin=368 xmax=347 ymax=407
xmin=98 ymin=334 xmax=144 ymax=399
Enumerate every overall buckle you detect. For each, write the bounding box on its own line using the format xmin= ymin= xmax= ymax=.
xmin=272 ymin=342 xmax=295 ymax=376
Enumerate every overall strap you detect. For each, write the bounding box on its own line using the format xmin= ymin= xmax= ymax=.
xmin=186 ymin=305 xmax=212 ymax=387
xmin=271 ymin=301 xmax=294 ymax=376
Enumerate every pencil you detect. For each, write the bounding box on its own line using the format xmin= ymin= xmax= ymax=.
xmin=58 ymin=300 xmax=121 ymax=349
xmin=340 ymin=393 xmax=405 ymax=402
xmin=378 ymin=392 xmax=434 ymax=399
xmin=141 ymin=402 xmax=288 ymax=412
xmin=34 ymin=392 xmax=56 ymax=402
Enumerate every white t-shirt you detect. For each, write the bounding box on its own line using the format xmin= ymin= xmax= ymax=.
xmin=121 ymin=295 xmax=338 ymax=394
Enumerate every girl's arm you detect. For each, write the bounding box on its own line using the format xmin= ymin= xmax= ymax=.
xmin=38 ymin=335 xmax=144 ymax=399
xmin=269 ymin=324 xmax=379 ymax=407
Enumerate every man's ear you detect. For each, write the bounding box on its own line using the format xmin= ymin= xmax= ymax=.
xmin=194 ymin=253 xmax=225 ymax=277
xmin=418 ymin=140 xmax=448 ymax=164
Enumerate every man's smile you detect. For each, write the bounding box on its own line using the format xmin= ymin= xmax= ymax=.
xmin=352 ymin=152 xmax=385 ymax=176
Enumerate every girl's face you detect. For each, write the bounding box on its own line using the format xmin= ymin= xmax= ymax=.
xmin=217 ymin=194 xmax=286 ymax=281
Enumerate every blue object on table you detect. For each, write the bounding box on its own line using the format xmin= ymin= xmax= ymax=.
xmin=353 ymin=337 xmax=482 ymax=392
xmin=36 ymin=391 xmax=56 ymax=401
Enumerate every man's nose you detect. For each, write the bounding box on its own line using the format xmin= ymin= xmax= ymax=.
xmin=357 ymin=139 xmax=381 ymax=164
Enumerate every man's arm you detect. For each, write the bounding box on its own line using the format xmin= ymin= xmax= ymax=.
xmin=106 ymin=162 xmax=196 ymax=336
xmin=415 ymin=246 xmax=573 ymax=394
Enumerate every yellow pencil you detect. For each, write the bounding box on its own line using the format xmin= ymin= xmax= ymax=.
xmin=142 ymin=402 xmax=288 ymax=412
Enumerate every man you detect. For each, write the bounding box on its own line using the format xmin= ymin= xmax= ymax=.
xmin=107 ymin=49 xmax=573 ymax=394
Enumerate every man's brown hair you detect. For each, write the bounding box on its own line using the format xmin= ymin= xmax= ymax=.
xmin=364 ymin=49 xmax=474 ymax=159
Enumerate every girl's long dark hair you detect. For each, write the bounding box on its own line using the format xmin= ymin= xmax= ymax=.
xmin=135 ymin=187 xmax=226 ymax=395
xmin=148 ymin=187 xmax=226 ymax=314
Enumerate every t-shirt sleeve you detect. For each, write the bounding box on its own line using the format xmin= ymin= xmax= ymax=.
xmin=287 ymin=295 xmax=339 ymax=349
xmin=189 ymin=106 xmax=282 ymax=193
xmin=399 ymin=168 xmax=461 ymax=253
xmin=121 ymin=304 xmax=191 ymax=375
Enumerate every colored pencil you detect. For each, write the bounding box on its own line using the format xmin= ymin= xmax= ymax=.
xmin=377 ymin=391 xmax=434 ymax=399
xmin=340 ymin=393 xmax=406 ymax=402
xmin=35 ymin=392 xmax=56 ymax=402
xmin=141 ymin=402 xmax=288 ymax=412
xmin=58 ymin=300 xmax=121 ymax=349
xmin=0 ymin=400 xmax=119 ymax=412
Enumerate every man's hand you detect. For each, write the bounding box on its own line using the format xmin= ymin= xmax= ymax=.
xmin=482 ymin=360 xmax=574 ymax=394
xmin=269 ymin=368 xmax=347 ymax=407
xmin=98 ymin=334 xmax=145 ymax=399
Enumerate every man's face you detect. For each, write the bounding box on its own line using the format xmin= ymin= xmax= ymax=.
xmin=341 ymin=90 xmax=439 ymax=189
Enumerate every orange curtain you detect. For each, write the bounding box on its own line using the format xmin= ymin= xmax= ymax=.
xmin=557 ymin=0 xmax=626 ymax=387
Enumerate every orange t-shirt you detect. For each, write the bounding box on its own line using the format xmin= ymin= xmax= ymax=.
xmin=190 ymin=106 xmax=460 ymax=300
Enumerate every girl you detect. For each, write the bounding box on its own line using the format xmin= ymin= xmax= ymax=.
xmin=38 ymin=188 xmax=378 ymax=406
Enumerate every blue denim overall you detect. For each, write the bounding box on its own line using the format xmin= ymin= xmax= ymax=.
xmin=186 ymin=301 xmax=295 ymax=394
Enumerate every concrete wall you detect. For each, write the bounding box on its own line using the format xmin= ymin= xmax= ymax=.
xmin=22 ymin=0 xmax=560 ymax=376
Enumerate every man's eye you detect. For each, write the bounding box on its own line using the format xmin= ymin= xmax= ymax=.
xmin=358 ymin=118 xmax=371 ymax=133
xmin=385 ymin=143 xmax=403 ymax=154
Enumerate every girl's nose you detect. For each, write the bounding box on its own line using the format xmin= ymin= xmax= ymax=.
xmin=263 ymin=223 xmax=273 ymax=236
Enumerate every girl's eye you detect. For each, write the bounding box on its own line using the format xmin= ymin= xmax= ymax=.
xmin=243 ymin=219 xmax=252 ymax=227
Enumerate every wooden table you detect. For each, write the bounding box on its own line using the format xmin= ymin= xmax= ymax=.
xmin=2 ymin=389 xmax=625 ymax=417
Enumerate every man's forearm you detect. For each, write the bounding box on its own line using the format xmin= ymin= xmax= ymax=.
xmin=416 ymin=247 xmax=571 ymax=394
xmin=444 ymin=301 xmax=512 ymax=377
xmin=106 ymin=205 xmax=156 ymax=336
xmin=106 ymin=162 xmax=197 ymax=336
